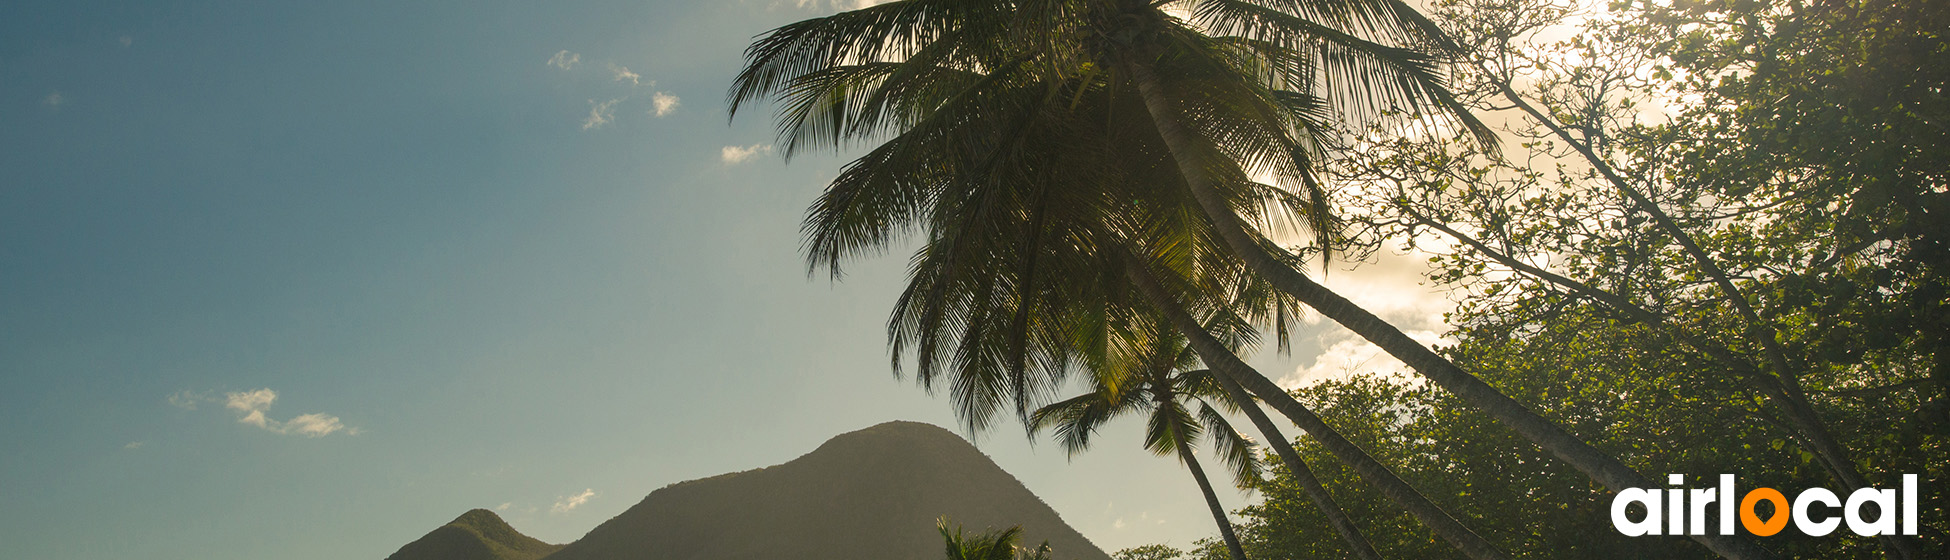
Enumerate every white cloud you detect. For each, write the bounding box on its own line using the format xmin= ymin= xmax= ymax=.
xmin=582 ymin=98 xmax=622 ymax=130
xmin=1281 ymin=246 xmax=1457 ymax=388
xmin=609 ymin=64 xmax=641 ymax=86
xmin=496 ymin=502 xmax=513 ymax=511
xmin=119 ymin=36 xmax=133 ymax=47
xmin=1285 ymin=329 xmax=1445 ymax=388
xmin=219 ymin=388 xmax=354 ymax=438
xmin=548 ymin=50 xmax=580 ymax=70
xmin=43 ymin=91 xmax=64 ymax=108
xmin=650 ymin=92 xmax=680 ymax=117
xmin=226 ymin=388 xmax=278 ymax=429
xmin=283 ymin=413 xmax=346 ymax=437
xmin=552 ymin=489 xmax=595 ymax=513
xmin=124 ymin=441 xmax=145 ymax=450
xmin=168 ymin=389 xmax=212 ymax=410
xmin=720 ymin=143 xmax=773 ymax=164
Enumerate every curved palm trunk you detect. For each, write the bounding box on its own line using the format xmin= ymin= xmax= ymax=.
xmin=1173 ymin=427 xmax=1250 ymax=560
xmin=1126 ymin=259 xmax=1509 ymax=560
xmin=1122 ymin=58 xmax=1778 ymax=560
xmin=1209 ymin=369 xmax=1385 ymax=560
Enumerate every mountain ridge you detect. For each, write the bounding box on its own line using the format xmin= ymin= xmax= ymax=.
xmin=384 ymin=421 xmax=1109 ymax=560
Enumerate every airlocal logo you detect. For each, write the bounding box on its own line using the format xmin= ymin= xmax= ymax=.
xmin=1611 ymin=474 xmax=1919 ymax=537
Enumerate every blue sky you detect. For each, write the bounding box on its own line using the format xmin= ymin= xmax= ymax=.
xmin=0 ymin=1 xmax=1449 ymax=558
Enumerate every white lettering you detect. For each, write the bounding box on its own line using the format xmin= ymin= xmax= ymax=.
xmin=1844 ymin=488 xmax=1897 ymax=536
xmin=1690 ymin=487 xmax=1718 ymax=535
xmin=1793 ymin=488 xmax=1841 ymax=536
xmin=1612 ymin=488 xmax=1663 ymax=536
xmin=1719 ymin=474 xmax=1735 ymax=535
xmin=1903 ymin=474 xmax=1917 ymax=536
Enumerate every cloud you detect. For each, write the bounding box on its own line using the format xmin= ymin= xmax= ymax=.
xmin=609 ymin=64 xmax=641 ymax=86
xmin=119 ymin=36 xmax=133 ymax=47
xmin=283 ymin=413 xmax=346 ymax=437
xmin=1281 ymin=246 xmax=1457 ymax=388
xmin=124 ymin=441 xmax=145 ymax=450
xmin=496 ymin=502 xmax=513 ymax=511
xmin=650 ymin=92 xmax=680 ymax=117
xmin=226 ymin=389 xmax=278 ymax=428
xmin=720 ymin=144 xmax=773 ymax=164
xmin=548 ymin=50 xmax=580 ymax=70
xmin=168 ymin=389 xmax=212 ymax=410
xmin=43 ymin=91 xmax=64 ymax=108
xmin=583 ymin=98 xmax=622 ymax=130
xmin=219 ymin=388 xmax=354 ymax=438
xmin=552 ymin=489 xmax=595 ymax=513
xmin=1285 ymin=329 xmax=1445 ymax=388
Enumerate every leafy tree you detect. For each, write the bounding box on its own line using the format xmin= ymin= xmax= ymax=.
xmin=1297 ymin=0 xmax=1947 ymax=556
xmin=1113 ymin=544 xmax=1187 ymax=560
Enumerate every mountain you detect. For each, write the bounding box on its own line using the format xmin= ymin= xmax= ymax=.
xmin=542 ymin=420 xmax=1111 ymax=560
xmin=385 ymin=509 xmax=565 ymax=560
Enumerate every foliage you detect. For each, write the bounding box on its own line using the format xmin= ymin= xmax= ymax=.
xmin=1112 ymin=544 xmax=1186 ymax=560
xmin=1200 ymin=0 xmax=1950 ymax=556
xmin=940 ymin=519 xmax=1059 ymax=560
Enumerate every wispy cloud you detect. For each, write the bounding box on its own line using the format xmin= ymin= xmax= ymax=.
xmin=609 ymin=64 xmax=642 ymax=86
xmin=1281 ymin=247 xmax=1455 ymax=388
xmin=219 ymin=388 xmax=355 ymax=438
xmin=119 ymin=36 xmax=133 ymax=47
xmin=496 ymin=502 xmax=513 ymax=511
xmin=583 ymin=98 xmax=622 ymax=130
xmin=650 ymin=92 xmax=680 ymax=117
xmin=720 ymin=144 xmax=773 ymax=164
xmin=43 ymin=91 xmax=64 ymax=108
xmin=168 ymin=389 xmax=212 ymax=410
xmin=548 ymin=50 xmax=581 ymax=70
xmin=551 ymin=489 xmax=595 ymax=513
xmin=124 ymin=441 xmax=145 ymax=450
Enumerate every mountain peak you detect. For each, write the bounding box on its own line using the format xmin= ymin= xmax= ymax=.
xmin=384 ymin=509 xmax=562 ymax=560
xmin=450 ymin=509 xmax=508 ymax=529
xmin=544 ymin=420 xmax=1109 ymax=560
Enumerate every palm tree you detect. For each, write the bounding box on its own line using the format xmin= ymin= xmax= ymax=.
xmin=730 ymin=1 xmax=1770 ymax=558
xmin=1031 ymin=318 xmax=1263 ymax=560
xmin=938 ymin=519 xmax=1055 ymax=560
xmin=728 ymin=2 xmax=1504 ymax=556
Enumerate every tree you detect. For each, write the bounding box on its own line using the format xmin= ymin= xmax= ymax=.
xmin=727 ymin=0 xmax=1770 ymax=557
xmin=727 ymin=3 xmax=1511 ymax=556
xmin=1314 ymin=0 xmax=1945 ymax=555
xmin=939 ymin=519 xmax=1059 ymax=560
xmin=1113 ymin=544 xmax=1187 ymax=560
xmin=1032 ymin=316 xmax=1268 ymax=560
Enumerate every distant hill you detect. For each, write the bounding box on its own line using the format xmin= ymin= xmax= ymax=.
xmin=385 ymin=509 xmax=565 ymax=560
xmin=541 ymin=420 xmax=1110 ymax=560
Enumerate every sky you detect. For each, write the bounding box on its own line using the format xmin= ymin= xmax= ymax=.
xmin=0 ymin=1 xmax=1455 ymax=558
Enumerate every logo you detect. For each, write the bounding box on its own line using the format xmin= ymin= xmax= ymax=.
xmin=1611 ymin=474 xmax=1919 ymax=537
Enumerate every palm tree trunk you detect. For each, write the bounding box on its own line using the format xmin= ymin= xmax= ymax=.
xmin=1126 ymin=258 xmax=1510 ymax=560
xmin=1174 ymin=427 xmax=1250 ymax=560
xmin=1209 ymin=368 xmax=1385 ymax=560
xmin=1121 ymin=58 xmax=1778 ymax=560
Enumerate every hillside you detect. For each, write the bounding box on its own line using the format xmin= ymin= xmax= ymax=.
xmin=542 ymin=420 xmax=1110 ymax=560
xmin=384 ymin=509 xmax=565 ymax=560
